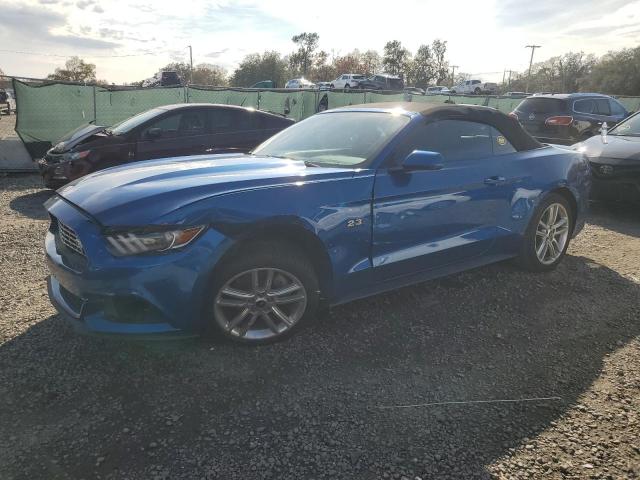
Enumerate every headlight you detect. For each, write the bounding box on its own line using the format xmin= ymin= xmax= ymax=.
xmin=105 ymin=226 xmax=205 ymax=256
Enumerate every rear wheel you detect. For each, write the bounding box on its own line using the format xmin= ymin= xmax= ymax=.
xmin=209 ymin=242 xmax=319 ymax=344
xmin=474 ymin=87 xmax=482 ymax=95
xmin=344 ymin=84 xmax=351 ymax=91
xmin=516 ymin=193 xmax=574 ymax=271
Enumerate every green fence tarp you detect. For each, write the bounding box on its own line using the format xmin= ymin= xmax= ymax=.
xmin=12 ymin=79 xmax=640 ymax=160
xmin=95 ymin=86 xmax=186 ymax=127
xmin=13 ymin=80 xmax=94 ymax=158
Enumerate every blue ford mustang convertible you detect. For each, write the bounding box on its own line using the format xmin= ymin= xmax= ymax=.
xmin=45 ymin=103 xmax=591 ymax=344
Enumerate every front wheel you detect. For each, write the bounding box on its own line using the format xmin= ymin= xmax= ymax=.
xmin=209 ymin=242 xmax=319 ymax=344
xmin=516 ymin=193 xmax=574 ymax=272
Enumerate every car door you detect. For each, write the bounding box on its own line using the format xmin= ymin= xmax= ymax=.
xmin=135 ymin=109 xmax=208 ymax=161
xmin=372 ymin=119 xmax=520 ymax=281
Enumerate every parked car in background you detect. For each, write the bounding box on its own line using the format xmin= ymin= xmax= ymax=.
xmin=141 ymin=71 xmax=182 ymax=88
xmin=250 ymin=80 xmax=276 ymax=89
xmin=358 ymin=74 xmax=404 ymax=91
xmin=38 ymin=104 xmax=294 ymax=188
xmin=451 ymin=80 xmax=498 ymax=95
xmin=511 ymin=93 xmax=630 ymax=145
xmin=426 ymin=86 xmax=450 ymax=95
xmin=504 ymin=92 xmax=528 ymax=98
xmin=404 ymin=87 xmax=425 ymax=95
xmin=285 ymin=78 xmax=316 ymax=89
xmin=316 ymin=82 xmax=332 ymax=91
xmin=45 ymin=102 xmax=589 ymax=344
xmin=576 ymin=111 xmax=640 ymax=204
xmin=330 ymin=74 xmax=366 ymax=90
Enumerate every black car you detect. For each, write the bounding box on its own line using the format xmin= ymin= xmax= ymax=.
xmin=38 ymin=104 xmax=294 ymax=188
xmin=511 ymin=93 xmax=630 ymax=145
xmin=358 ymin=74 xmax=404 ymax=91
xmin=578 ymin=111 xmax=640 ymax=204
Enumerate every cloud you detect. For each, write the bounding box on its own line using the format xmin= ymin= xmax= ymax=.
xmin=0 ymin=3 xmax=118 ymax=50
xmin=76 ymin=0 xmax=95 ymax=9
xmin=205 ymin=49 xmax=230 ymax=59
xmin=93 ymin=4 xmax=104 ymax=13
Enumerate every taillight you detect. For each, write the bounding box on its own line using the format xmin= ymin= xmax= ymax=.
xmin=545 ymin=116 xmax=573 ymax=126
xmin=508 ymin=112 xmax=519 ymax=121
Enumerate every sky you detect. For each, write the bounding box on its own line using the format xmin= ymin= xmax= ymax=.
xmin=1 ymin=0 xmax=639 ymax=84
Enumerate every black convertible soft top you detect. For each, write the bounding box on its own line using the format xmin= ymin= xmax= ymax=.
xmin=340 ymin=102 xmax=543 ymax=151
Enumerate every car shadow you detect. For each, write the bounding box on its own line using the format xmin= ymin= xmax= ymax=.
xmin=588 ymin=200 xmax=640 ymax=238
xmin=1 ymin=255 xmax=638 ymax=479
xmin=8 ymin=189 xmax=54 ymax=220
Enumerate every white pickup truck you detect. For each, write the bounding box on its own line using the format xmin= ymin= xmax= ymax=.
xmin=450 ymin=79 xmax=498 ymax=95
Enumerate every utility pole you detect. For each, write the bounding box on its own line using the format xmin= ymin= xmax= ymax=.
xmin=525 ymin=45 xmax=541 ymax=93
xmin=187 ymin=45 xmax=193 ymax=85
xmin=450 ymin=65 xmax=459 ymax=86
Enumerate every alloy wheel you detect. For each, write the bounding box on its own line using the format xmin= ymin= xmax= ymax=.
xmin=535 ymin=203 xmax=570 ymax=265
xmin=214 ymin=268 xmax=307 ymax=340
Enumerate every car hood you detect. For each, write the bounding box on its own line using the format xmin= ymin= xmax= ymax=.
xmin=52 ymin=124 xmax=107 ymax=153
xmin=57 ymin=154 xmax=356 ymax=226
xmin=580 ymin=134 xmax=640 ymax=162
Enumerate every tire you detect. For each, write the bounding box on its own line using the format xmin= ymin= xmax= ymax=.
xmin=344 ymin=84 xmax=350 ymax=92
xmin=516 ymin=193 xmax=574 ymax=272
xmin=208 ymin=241 xmax=320 ymax=345
xmin=474 ymin=88 xmax=482 ymax=95
xmin=330 ymin=84 xmax=334 ymax=89
xmin=450 ymin=90 xmax=457 ymax=94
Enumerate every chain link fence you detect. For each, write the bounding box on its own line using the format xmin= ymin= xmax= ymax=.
xmin=4 ymin=76 xmax=640 ymax=161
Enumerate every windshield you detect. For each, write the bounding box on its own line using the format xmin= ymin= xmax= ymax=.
xmin=253 ymin=111 xmax=410 ymax=167
xmin=610 ymin=112 xmax=640 ymax=136
xmin=353 ymin=75 xmax=365 ymax=80
xmin=110 ymin=108 xmax=165 ymax=135
xmin=517 ymin=98 xmax=566 ymax=113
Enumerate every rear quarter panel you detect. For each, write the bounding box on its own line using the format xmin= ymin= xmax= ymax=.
xmin=509 ymin=146 xmax=590 ymax=238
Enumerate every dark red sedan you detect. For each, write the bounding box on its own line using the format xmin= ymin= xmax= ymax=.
xmin=38 ymin=104 xmax=294 ymax=188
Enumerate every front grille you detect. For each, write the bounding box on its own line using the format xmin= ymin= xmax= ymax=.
xmin=58 ymin=220 xmax=85 ymax=256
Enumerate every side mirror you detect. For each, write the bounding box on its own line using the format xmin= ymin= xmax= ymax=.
xmin=146 ymin=127 xmax=162 ymax=139
xmin=397 ymin=150 xmax=444 ymax=171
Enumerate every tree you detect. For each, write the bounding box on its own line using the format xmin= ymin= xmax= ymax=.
xmin=192 ymin=63 xmax=227 ymax=86
xmin=382 ymin=40 xmax=410 ymax=78
xmin=586 ymin=46 xmax=640 ymax=95
xmin=230 ymin=51 xmax=290 ymax=88
xmin=333 ymin=50 xmax=365 ymax=76
xmin=361 ymin=50 xmax=381 ymax=76
xmin=47 ymin=57 xmax=96 ymax=83
xmin=431 ymin=39 xmax=449 ymax=84
xmin=407 ymin=44 xmax=435 ymax=87
xmin=311 ymin=50 xmax=336 ymax=82
xmin=289 ymin=32 xmax=320 ymax=76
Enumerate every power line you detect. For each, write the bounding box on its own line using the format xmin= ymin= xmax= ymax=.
xmin=0 ymin=49 xmax=169 ymax=58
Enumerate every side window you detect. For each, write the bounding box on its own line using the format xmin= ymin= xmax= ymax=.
xmin=491 ymin=127 xmax=516 ymax=155
xmin=178 ymin=110 xmax=206 ymax=135
xmin=208 ymin=109 xmax=253 ymax=133
xmin=610 ymin=99 xmax=626 ymax=116
xmin=574 ymin=99 xmax=595 ymax=114
xmin=141 ymin=113 xmax=182 ymax=138
xmin=472 ymin=80 xmax=481 ymax=85
xmin=594 ymin=98 xmax=611 ymax=115
xmin=395 ymin=120 xmax=495 ymax=163
xmin=341 ymin=75 xmax=348 ymax=80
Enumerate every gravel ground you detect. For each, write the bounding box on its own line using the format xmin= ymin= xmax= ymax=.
xmin=1 ymin=174 xmax=639 ymax=480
